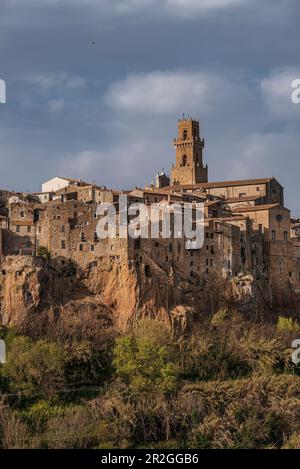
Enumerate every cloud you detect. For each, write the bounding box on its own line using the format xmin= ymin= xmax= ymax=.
xmin=105 ymin=70 xmax=248 ymax=115
xmin=105 ymin=0 xmax=250 ymax=17
xmin=48 ymin=98 xmax=64 ymax=112
xmin=166 ymin=0 xmax=249 ymax=16
xmin=22 ymin=73 xmax=86 ymax=90
xmin=3 ymin=0 xmax=250 ymax=17
xmin=260 ymin=67 xmax=300 ymax=120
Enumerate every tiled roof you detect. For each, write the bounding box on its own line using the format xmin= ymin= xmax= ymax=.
xmin=233 ymin=204 xmax=281 ymax=212
xmin=167 ymin=177 xmax=283 ymax=191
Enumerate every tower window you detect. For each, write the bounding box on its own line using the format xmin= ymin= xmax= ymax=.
xmin=272 ymin=230 xmax=276 ymax=240
xmin=182 ymin=155 xmax=187 ymax=167
xmin=183 ymin=129 xmax=188 ymax=140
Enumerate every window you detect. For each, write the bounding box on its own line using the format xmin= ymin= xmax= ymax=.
xmin=210 ymin=246 xmax=214 ymax=255
xmin=79 ymin=244 xmax=83 ymax=251
xmin=90 ymin=245 xmax=94 ymax=252
xmin=61 ymin=240 xmax=66 ymax=249
xmin=183 ymin=129 xmax=188 ymax=140
xmin=284 ymin=231 xmax=288 ymax=241
xmin=38 ymin=226 xmax=42 ymax=233
xmin=272 ymin=230 xmax=276 ymax=240
xmin=144 ymin=265 xmax=151 ymax=278
xmin=16 ymin=225 xmax=20 ymax=233
xmin=20 ymin=211 xmax=25 ymax=218
xmin=27 ymin=226 xmax=31 ymax=233
xmin=182 ymin=154 xmax=187 ymax=167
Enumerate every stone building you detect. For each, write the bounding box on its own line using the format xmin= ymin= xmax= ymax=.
xmin=0 ymin=117 xmax=299 ymax=326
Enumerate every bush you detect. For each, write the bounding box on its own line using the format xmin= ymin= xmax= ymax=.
xmin=113 ymin=320 xmax=178 ymax=395
xmin=277 ymin=316 xmax=300 ymax=332
xmin=36 ymin=246 xmax=50 ymax=260
xmin=4 ymin=336 xmax=65 ymax=398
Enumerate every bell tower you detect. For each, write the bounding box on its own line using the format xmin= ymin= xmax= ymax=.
xmin=171 ymin=118 xmax=208 ymax=185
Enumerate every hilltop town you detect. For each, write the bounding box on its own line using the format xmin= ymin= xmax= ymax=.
xmin=0 ymin=118 xmax=299 ymax=330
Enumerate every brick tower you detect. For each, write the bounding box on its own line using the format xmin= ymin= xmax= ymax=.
xmin=171 ymin=118 xmax=208 ymax=185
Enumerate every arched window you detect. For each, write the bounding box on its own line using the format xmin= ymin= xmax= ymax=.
xmin=183 ymin=129 xmax=188 ymax=140
xmin=182 ymin=154 xmax=187 ymax=166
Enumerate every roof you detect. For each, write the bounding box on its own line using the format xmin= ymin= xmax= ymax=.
xmin=211 ymin=215 xmax=248 ymax=222
xmin=223 ymin=195 xmax=262 ymax=203
xmin=168 ymin=177 xmax=279 ymax=190
xmin=233 ymin=204 xmax=281 ymax=212
xmin=132 ymin=188 xmax=183 ymax=198
xmin=57 ymin=176 xmax=83 ymax=183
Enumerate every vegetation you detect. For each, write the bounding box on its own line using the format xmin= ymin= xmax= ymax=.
xmin=1 ymin=312 xmax=300 ymax=448
xmin=36 ymin=246 xmax=50 ymax=261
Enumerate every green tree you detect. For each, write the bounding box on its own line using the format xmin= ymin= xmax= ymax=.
xmin=113 ymin=321 xmax=178 ymax=395
xmin=4 ymin=336 xmax=65 ymax=398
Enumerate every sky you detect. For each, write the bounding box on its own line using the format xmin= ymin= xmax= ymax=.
xmin=0 ymin=0 xmax=300 ymax=214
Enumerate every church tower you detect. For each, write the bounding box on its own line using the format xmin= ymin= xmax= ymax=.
xmin=171 ymin=118 xmax=208 ymax=185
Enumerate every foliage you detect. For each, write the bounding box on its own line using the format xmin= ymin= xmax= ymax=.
xmin=113 ymin=328 xmax=178 ymax=394
xmin=1 ymin=313 xmax=300 ymax=449
xmin=4 ymin=336 xmax=65 ymax=398
xmin=277 ymin=316 xmax=300 ymax=332
xmin=36 ymin=246 xmax=50 ymax=260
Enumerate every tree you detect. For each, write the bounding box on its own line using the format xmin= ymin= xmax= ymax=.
xmin=113 ymin=320 xmax=178 ymax=395
xmin=4 ymin=336 xmax=65 ymax=398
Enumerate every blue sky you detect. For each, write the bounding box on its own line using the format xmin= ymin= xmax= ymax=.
xmin=0 ymin=0 xmax=300 ymax=214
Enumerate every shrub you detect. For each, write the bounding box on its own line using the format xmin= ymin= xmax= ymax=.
xmin=4 ymin=336 xmax=65 ymax=398
xmin=113 ymin=320 xmax=178 ymax=395
xmin=277 ymin=316 xmax=300 ymax=332
xmin=36 ymin=246 xmax=50 ymax=260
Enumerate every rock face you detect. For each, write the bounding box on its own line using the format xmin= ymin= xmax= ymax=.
xmin=225 ymin=272 xmax=271 ymax=317
xmin=0 ymin=255 xmax=271 ymax=332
